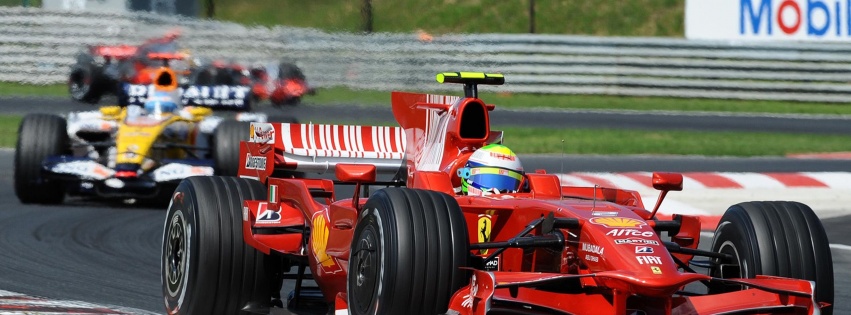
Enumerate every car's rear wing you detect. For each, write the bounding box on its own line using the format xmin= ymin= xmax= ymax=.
xmin=90 ymin=45 xmax=138 ymax=59
xmin=238 ymin=122 xmax=405 ymax=183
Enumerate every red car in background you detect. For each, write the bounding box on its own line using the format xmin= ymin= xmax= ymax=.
xmin=68 ymin=31 xmax=313 ymax=106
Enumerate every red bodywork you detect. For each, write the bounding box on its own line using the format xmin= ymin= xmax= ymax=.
xmin=88 ymin=34 xmax=186 ymax=85
xmin=236 ymin=90 xmax=822 ymax=314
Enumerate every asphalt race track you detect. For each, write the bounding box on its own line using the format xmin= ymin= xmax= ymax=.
xmin=0 ymin=98 xmax=848 ymax=314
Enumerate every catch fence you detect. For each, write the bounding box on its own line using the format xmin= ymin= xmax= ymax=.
xmin=2 ymin=7 xmax=851 ymax=102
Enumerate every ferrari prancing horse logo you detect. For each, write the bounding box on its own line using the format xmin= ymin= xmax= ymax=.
xmin=477 ymin=215 xmax=492 ymax=254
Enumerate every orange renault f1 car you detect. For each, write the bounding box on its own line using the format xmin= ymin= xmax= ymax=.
xmin=161 ymin=73 xmax=833 ymax=315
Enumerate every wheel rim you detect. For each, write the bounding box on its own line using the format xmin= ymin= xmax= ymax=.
xmin=717 ymin=240 xmax=745 ymax=278
xmin=165 ymin=210 xmax=188 ymax=297
xmin=351 ymin=227 xmax=379 ymax=313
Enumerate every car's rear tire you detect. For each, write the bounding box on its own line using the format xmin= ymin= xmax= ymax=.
xmin=69 ymin=64 xmax=104 ymax=104
xmin=283 ymin=96 xmax=301 ymax=106
xmin=162 ymin=176 xmax=271 ymax=315
xmin=710 ymin=201 xmax=833 ymax=315
xmin=347 ymin=188 xmax=469 ymax=315
xmin=14 ymin=114 xmax=68 ymax=204
xmin=212 ymin=120 xmax=250 ymax=176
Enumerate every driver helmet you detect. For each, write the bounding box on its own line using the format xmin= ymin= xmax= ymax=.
xmin=143 ymin=91 xmax=180 ymax=115
xmin=458 ymin=144 xmax=524 ymax=196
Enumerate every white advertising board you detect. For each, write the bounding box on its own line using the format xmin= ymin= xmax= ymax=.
xmin=686 ymin=0 xmax=851 ymax=41
xmin=42 ymin=0 xmax=127 ymax=13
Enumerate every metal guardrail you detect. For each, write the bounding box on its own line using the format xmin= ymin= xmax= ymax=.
xmin=2 ymin=7 xmax=851 ymax=102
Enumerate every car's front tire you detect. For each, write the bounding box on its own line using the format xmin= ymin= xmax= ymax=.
xmin=347 ymin=188 xmax=469 ymax=315
xmin=14 ymin=114 xmax=68 ymax=204
xmin=162 ymin=176 xmax=271 ymax=315
xmin=710 ymin=201 xmax=833 ymax=315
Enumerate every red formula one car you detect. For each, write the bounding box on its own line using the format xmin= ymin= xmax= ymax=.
xmin=161 ymin=73 xmax=833 ymax=315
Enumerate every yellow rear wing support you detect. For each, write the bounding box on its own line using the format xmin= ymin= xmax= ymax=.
xmin=436 ymin=72 xmax=504 ymax=98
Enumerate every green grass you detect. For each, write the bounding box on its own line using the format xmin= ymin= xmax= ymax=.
xmin=0 ymin=0 xmax=41 ymax=7
xmin=0 ymin=83 xmax=65 ymax=96
xmin=3 ymin=1 xmax=685 ymax=37
xmin=0 ymin=115 xmax=21 ymax=148
xmin=202 ymin=0 xmax=684 ymax=37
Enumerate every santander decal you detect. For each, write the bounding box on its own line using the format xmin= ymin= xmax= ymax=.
xmin=741 ymin=0 xmax=851 ymax=37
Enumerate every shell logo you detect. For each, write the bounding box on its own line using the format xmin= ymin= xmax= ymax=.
xmin=590 ymin=217 xmax=645 ymax=228
xmin=311 ymin=215 xmax=335 ymax=268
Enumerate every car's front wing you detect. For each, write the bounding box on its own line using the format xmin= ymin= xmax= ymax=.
xmin=446 ymin=270 xmax=820 ymax=315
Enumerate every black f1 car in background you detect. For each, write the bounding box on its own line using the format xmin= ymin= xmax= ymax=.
xmin=68 ymin=31 xmax=314 ymax=106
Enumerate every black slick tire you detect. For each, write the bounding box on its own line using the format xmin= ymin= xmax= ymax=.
xmin=68 ymin=64 xmax=104 ymax=104
xmin=212 ymin=120 xmax=250 ymax=176
xmin=710 ymin=201 xmax=833 ymax=315
xmin=162 ymin=176 xmax=271 ymax=315
xmin=347 ymin=188 xmax=469 ymax=315
xmin=14 ymin=114 xmax=68 ymax=204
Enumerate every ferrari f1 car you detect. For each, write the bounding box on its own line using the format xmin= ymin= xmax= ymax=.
xmin=69 ymin=31 xmax=313 ymax=106
xmin=15 ymin=67 xmax=289 ymax=205
xmin=161 ymin=73 xmax=833 ymax=314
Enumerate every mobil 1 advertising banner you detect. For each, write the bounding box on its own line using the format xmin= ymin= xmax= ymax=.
xmin=686 ymin=0 xmax=851 ymax=41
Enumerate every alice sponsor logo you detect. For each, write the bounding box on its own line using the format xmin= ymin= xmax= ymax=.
xmin=244 ymin=154 xmax=267 ymax=170
xmin=606 ymin=229 xmax=655 ymax=238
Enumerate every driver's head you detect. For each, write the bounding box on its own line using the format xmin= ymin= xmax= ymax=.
xmin=143 ymin=91 xmax=180 ymax=115
xmin=457 ymin=144 xmax=524 ymax=196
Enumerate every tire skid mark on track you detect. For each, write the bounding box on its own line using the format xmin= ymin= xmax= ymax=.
xmin=0 ymin=290 xmax=158 ymax=315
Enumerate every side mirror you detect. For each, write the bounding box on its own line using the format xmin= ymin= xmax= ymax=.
xmin=652 ymin=172 xmax=683 ymax=191
xmin=99 ymin=106 xmax=121 ymax=117
xmin=336 ymin=164 xmax=376 ymax=183
xmin=337 ymin=164 xmax=376 ymax=211
xmin=649 ymin=172 xmax=683 ymax=219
